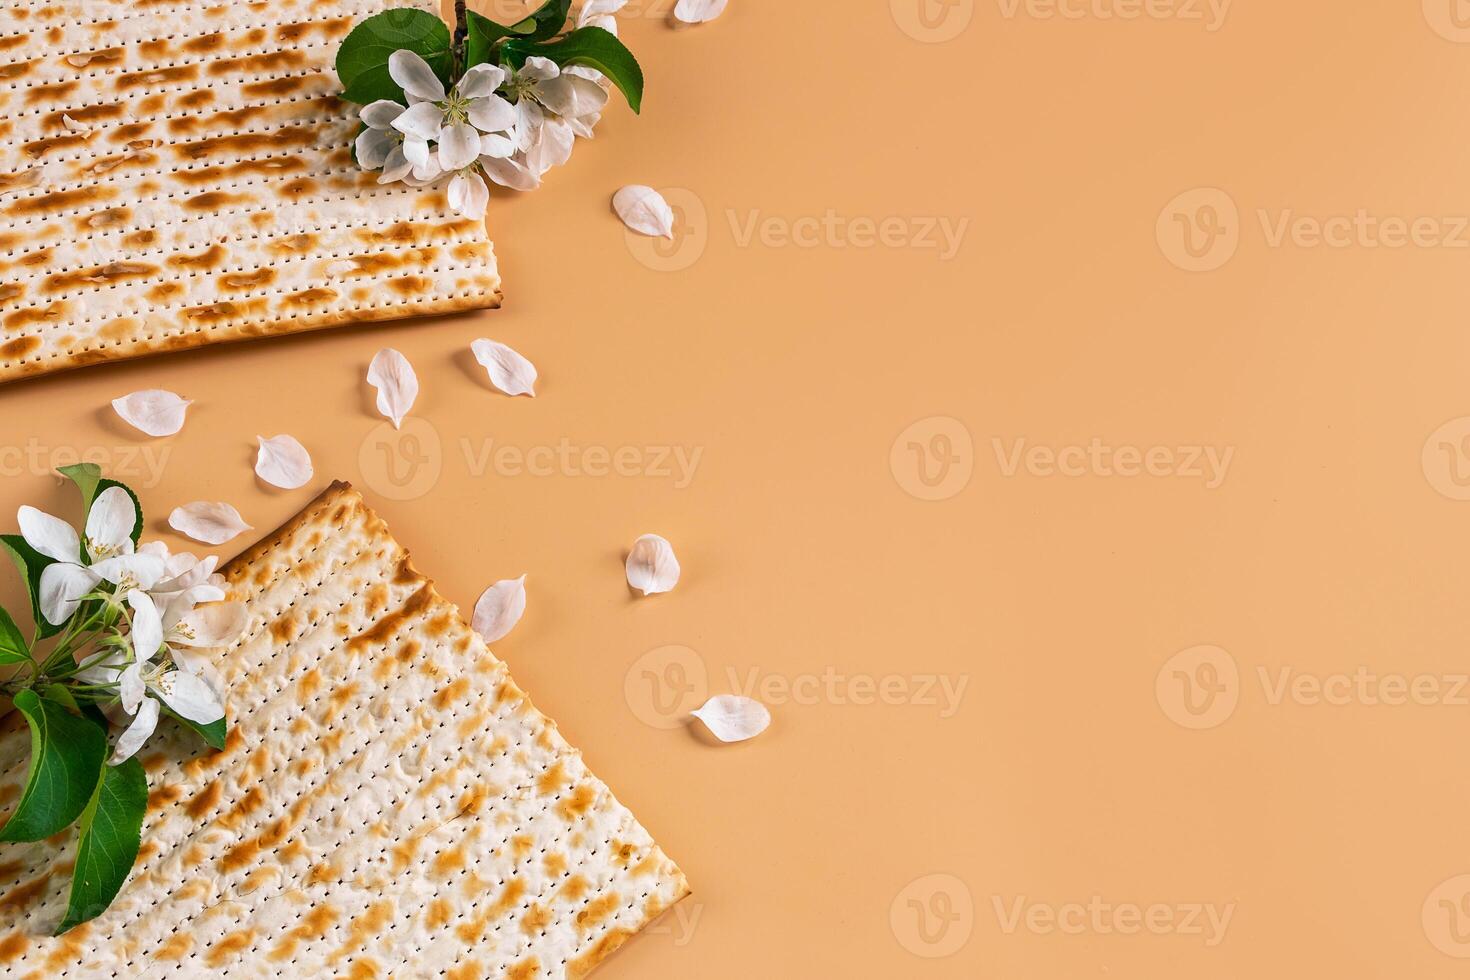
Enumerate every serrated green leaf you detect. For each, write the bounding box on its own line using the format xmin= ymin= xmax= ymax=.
xmin=336 ymin=8 xmax=452 ymax=105
xmin=0 ymin=606 xmax=28 ymax=665
xmin=1 ymin=534 xmax=63 ymax=639
xmin=0 ymin=690 xmax=106 ymax=843
xmin=56 ymin=757 xmax=146 ymax=934
xmin=508 ymin=26 xmax=643 ymax=113
xmin=58 ymin=463 xmax=143 ymax=548
xmin=161 ymin=704 xmax=227 ymax=751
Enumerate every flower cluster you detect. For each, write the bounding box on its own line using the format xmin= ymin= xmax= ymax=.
xmin=0 ymin=466 xmax=244 ymax=931
xmin=338 ymin=0 xmax=643 ymax=217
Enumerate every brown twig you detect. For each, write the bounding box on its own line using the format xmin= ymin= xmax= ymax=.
xmin=453 ymin=0 xmax=469 ymax=75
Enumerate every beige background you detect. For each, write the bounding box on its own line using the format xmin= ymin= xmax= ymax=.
xmin=7 ymin=0 xmax=1470 ymax=975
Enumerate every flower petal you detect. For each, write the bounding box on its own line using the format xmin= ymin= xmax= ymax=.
xmin=38 ymin=562 xmax=99 ymax=625
xmin=457 ymin=63 xmax=507 ymax=99
xmin=525 ymin=118 xmax=574 ymax=175
xmin=691 ymin=695 xmax=770 ymax=742
xmin=514 ymin=98 xmax=546 ymax=152
xmin=674 ymin=0 xmax=728 ymax=23
xmin=360 ymin=99 xmax=406 ymax=130
xmin=379 ymin=145 xmax=413 ymax=184
xmin=472 ymin=575 xmax=527 ymax=643
xmin=477 ymin=132 xmax=517 ymax=159
xmin=355 ymin=127 xmax=397 ymax=170
xmin=128 ymin=589 xmax=164 ymax=665
xmin=118 ymin=662 xmax=147 ymax=715
xmin=470 ymin=339 xmax=537 ymax=397
xmin=468 ymin=95 xmax=517 ymax=135
xmin=438 ymin=121 xmax=481 ymax=172
xmin=520 ymin=56 xmax=561 ymax=82
xmin=625 ymin=533 xmax=680 ymax=595
xmin=393 ymin=101 xmax=444 ymax=141
xmin=156 ymin=670 xmax=225 ymax=725
xmin=388 ymin=49 xmax=446 ymax=103
xmin=613 ymin=185 xmax=676 ymax=239
xmin=111 ymin=389 xmax=191 ymax=437
xmin=91 ymin=552 xmax=167 ymax=590
xmin=255 ymin=434 xmax=314 ymax=490
xmin=176 ymin=601 xmax=248 ymax=649
xmin=448 ymin=172 xmax=489 ymax=218
xmin=110 ymin=696 xmax=159 ymax=765
xmin=153 ymin=553 xmax=218 ymax=595
xmin=480 ymin=153 xmax=540 ymax=191
xmin=535 ymin=75 xmax=608 ymax=118
xmin=85 ymin=486 xmax=139 ymax=556
xmin=168 ymin=501 xmax=252 ymax=546
xmin=18 ymin=505 xmax=80 ymax=563
xmin=367 ymin=348 xmax=419 ymax=429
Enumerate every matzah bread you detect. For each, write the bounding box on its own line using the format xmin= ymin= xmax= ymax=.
xmin=0 ymin=0 xmax=502 ymax=383
xmin=0 ymin=482 xmax=690 ymax=978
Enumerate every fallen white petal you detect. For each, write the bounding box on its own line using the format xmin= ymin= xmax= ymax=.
xmin=675 ymin=0 xmax=728 ymax=22
xmin=625 ymin=533 xmax=680 ymax=595
xmin=112 ymin=389 xmax=191 ymax=437
xmin=61 ymin=113 xmax=89 ymax=133
xmin=367 ymin=348 xmax=419 ymax=429
xmin=255 ymin=434 xmax=314 ymax=489
xmin=471 ymin=339 xmax=538 ymax=397
xmin=472 ymin=575 xmax=527 ymax=643
xmin=613 ymin=185 xmax=675 ymax=238
xmin=168 ymin=502 xmax=252 ymax=546
xmin=692 ymin=695 xmax=770 ymax=742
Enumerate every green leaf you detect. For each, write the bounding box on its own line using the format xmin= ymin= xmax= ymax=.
xmin=336 ymin=8 xmax=452 ymax=105
xmin=57 ymin=757 xmax=146 ymax=934
xmin=1 ymin=534 xmax=63 ymax=639
xmin=58 ymin=463 xmax=143 ymax=549
xmin=0 ymin=606 xmax=28 ymax=665
xmin=506 ymin=27 xmax=643 ymax=113
xmin=0 ymin=690 xmax=107 ymax=843
xmin=514 ymin=0 xmax=574 ymax=42
xmin=465 ymin=9 xmax=511 ymax=68
xmin=161 ymin=704 xmax=226 ymax=752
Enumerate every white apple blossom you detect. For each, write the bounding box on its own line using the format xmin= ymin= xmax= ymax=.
xmin=18 ymin=488 xmax=164 ymax=625
xmin=481 ymin=57 xmax=608 ymax=190
xmin=390 ymin=53 xmax=517 ymax=173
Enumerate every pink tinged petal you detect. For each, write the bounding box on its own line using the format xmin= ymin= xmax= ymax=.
xmin=38 ymin=562 xmax=99 ymax=626
xmin=85 ymin=486 xmax=139 ymax=556
xmin=118 ymin=663 xmax=148 ymax=716
xmin=479 ymin=153 xmax=540 ymax=191
xmin=457 ymin=63 xmax=507 ymax=99
xmin=356 ymin=128 xmax=396 ymax=170
xmin=255 ymin=434 xmax=314 ymax=490
xmin=625 ymin=533 xmax=680 ymax=595
xmin=437 ymin=122 xmax=481 ymax=172
xmin=128 ymin=589 xmax=164 ymax=665
xmin=525 ymin=119 xmax=574 ymax=175
xmin=472 ymin=575 xmax=527 ymax=643
xmin=691 ymin=695 xmax=771 ymax=742
xmin=359 ymin=99 xmax=406 ymax=130
xmin=388 ymin=50 xmax=446 ymax=103
xmin=111 ymin=389 xmax=191 ymax=437
xmin=18 ymin=505 xmax=80 ymax=563
xmin=367 ymin=348 xmax=419 ymax=429
xmin=168 ymin=501 xmax=252 ymax=546
xmin=156 ymin=670 xmax=224 ymax=724
xmin=110 ymin=696 xmax=158 ymax=765
xmin=471 ymin=339 xmax=537 ymax=397
xmin=613 ymin=185 xmax=676 ymax=238
xmin=674 ymin=0 xmax=728 ymax=22
xmin=177 ymin=601 xmax=247 ymax=649
xmin=393 ymin=101 xmax=444 ymax=142
xmin=468 ymin=95 xmax=516 ymax=135
xmin=91 ymin=552 xmax=166 ymax=590
xmin=379 ymin=145 xmax=413 ymax=184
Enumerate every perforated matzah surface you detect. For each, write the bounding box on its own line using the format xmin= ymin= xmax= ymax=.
xmin=0 ymin=482 xmax=689 ymax=978
xmin=0 ymin=0 xmax=502 ymax=383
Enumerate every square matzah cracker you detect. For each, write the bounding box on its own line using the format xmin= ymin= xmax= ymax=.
xmin=0 ymin=0 xmax=502 ymax=383
xmin=0 ymin=482 xmax=690 ymax=978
